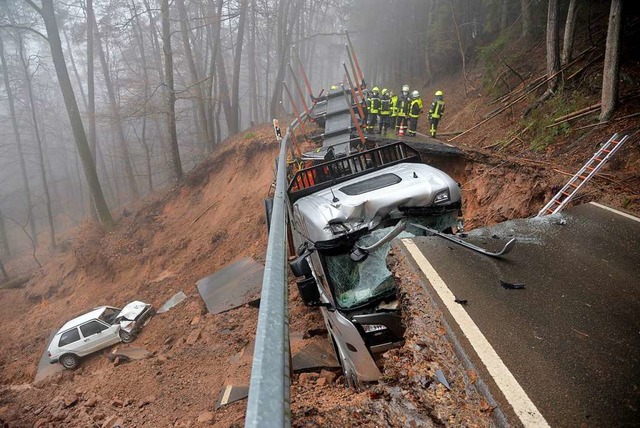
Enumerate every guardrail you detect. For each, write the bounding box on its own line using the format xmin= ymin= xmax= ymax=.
xmin=245 ymin=116 xmax=303 ymax=427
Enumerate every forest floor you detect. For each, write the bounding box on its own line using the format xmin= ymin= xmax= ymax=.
xmin=0 ymin=39 xmax=639 ymax=427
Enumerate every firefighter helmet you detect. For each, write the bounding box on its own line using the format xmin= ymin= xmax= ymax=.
xmin=330 ymin=85 xmax=337 ymax=90
xmin=381 ymin=88 xmax=388 ymax=95
xmin=402 ymin=84 xmax=410 ymax=93
xmin=412 ymin=90 xmax=420 ymax=98
xmin=435 ymin=90 xmax=443 ymax=96
xmin=372 ymin=86 xmax=380 ymax=93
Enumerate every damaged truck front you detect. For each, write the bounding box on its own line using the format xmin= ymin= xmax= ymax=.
xmin=285 ymin=142 xmax=461 ymax=387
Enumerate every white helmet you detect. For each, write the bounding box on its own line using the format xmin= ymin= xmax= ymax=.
xmin=412 ymin=90 xmax=420 ymax=98
xmin=402 ymin=84 xmax=410 ymax=93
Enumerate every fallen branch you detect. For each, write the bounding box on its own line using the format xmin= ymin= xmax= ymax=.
xmin=575 ymin=111 xmax=640 ymax=130
xmin=190 ymin=200 xmax=219 ymax=226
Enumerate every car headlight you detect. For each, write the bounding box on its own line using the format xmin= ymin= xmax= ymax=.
xmin=362 ymin=324 xmax=387 ymax=333
xmin=433 ymin=190 xmax=450 ymax=204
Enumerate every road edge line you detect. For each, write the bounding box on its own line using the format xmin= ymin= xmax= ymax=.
xmin=589 ymin=202 xmax=640 ymax=223
xmin=401 ymin=239 xmax=550 ymax=428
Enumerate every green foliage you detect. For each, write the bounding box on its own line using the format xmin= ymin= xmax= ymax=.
xmin=477 ymin=34 xmax=510 ymax=92
xmin=622 ymin=198 xmax=631 ymax=208
xmin=524 ymin=88 xmax=592 ymax=152
xmin=243 ymin=132 xmax=256 ymax=140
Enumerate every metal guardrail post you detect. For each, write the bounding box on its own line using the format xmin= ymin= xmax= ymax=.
xmin=245 ymin=122 xmax=298 ymax=427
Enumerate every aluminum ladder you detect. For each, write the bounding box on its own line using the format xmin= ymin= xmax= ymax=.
xmin=536 ymin=133 xmax=629 ymax=217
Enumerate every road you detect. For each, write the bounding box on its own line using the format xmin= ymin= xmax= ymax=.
xmin=401 ymin=202 xmax=640 ymax=427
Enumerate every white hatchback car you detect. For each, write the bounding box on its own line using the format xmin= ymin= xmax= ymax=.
xmin=47 ymin=301 xmax=154 ymax=369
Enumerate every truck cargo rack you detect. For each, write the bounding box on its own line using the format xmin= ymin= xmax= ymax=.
xmin=288 ymin=142 xmax=421 ymax=202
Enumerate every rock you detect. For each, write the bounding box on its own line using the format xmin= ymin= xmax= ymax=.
xmin=102 ymin=416 xmax=124 ymax=428
xmin=113 ymin=356 xmax=121 ymax=366
xmin=110 ymin=399 xmax=124 ymax=408
xmin=157 ymin=355 xmax=168 ymax=364
xmin=93 ymin=412 xmax=106 ymax=422
xmin=63 ymin=396 xmax=78 ymax=408
xmin=52 ymin=410 xmax=67 ymax=421
xmin=34 ymin=418 xmax=49 ymax=428
xmin=164 ymin=337 xmax=174 ymax=346
xmin=319 ymin=369 xmax=337 ymax=384
xmin=298 ymin=372 xmax=318 ymax=386
xmin=84 ymin=397 xmax=98 ymax=408
xmin=316 ymin=377 xmax=327 ymax=386
xmin=139 ymin=395 xmax=156 ymax=408
xmin=190 ymin=316 xmax=201 ymax=325
xmin=186 ymin=329 xmax=201 ymax=346
xmin=197 ymin=411 xmax=214 ymax=424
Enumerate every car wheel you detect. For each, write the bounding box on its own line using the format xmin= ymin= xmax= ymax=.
xmin=119 ymin=330 xmax=135 ymax=343
xmin=60 ymin=354 xmax=79 ymax=370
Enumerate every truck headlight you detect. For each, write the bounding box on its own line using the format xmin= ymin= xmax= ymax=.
xmin=362 ymin=324 xmax=387 ymax=333
xmin=433 ymin=190 xmax=450 ymax=204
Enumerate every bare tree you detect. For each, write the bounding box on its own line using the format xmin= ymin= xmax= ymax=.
xmin=521 ymin=0 xmax=531 ymax=39
xmin=0 ymin=34 xmax=38 ymax=243
xmin=230 ymin=0 xmax=248 ymax=134
xmin=562 ymin=0 xmax=579 ymax=65
xmin=87 ymin=0 xmax=98 ymax=220
xmin=0 ymin=209 xmax=10 ymax=257
xmin=160 ymin=0 xmax=183 ymax=181
xmin=18 ymin=35 xmax=56 ymax=248
xmin=26 ymin=0 xmax=112 ymax=225
xmin=600 ymin=0 xmax=623 ymax=122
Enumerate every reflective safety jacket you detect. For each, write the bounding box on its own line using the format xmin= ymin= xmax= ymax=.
xmin=380 ymin=94 xmax=391 ymax=116
xmin=409 ymin=97 xmax=423 ymax=118
xmin=429 ymin=98 xmax=445 ymax=119
xmin=390 ymin=95 xmax=399 ymax=117
xmin=397 ymin=94 xmax=411 ymax=117
xmin=368 ymin=93 xmax=381 ymax=114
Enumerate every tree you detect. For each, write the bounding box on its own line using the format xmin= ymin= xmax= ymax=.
xmin=160 ymin=0 xmax=183 ymax=181
xmin=0 ymin=209 xmax=10 ymax=257
xmin=520 ymin=0 xmax=531 ymax=38
xmin=230 ymin=0 xmax=248 ymax=134
xmin=600 ymin=0 xmax=623 ymax=122
xmin=0 ymin=34 xmax=38 ymax=243
xmin=561 ymin=0 xmax=579 ymax=65
xmin=545 ymin=0 xmax=561 ymax=95
xmin=26 ymin=0 xmax=112 ymax=225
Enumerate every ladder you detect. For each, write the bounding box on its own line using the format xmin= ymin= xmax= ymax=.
xmin=536 ymin=133 xmax=629 ymax=217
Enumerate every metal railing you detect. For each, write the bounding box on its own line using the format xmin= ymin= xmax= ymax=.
xmin=245 ymin=117 xmax=303 ymax=427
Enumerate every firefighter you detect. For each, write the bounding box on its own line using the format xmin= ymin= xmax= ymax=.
xmin=367 ymin=87 xmax=380 ymax=133
xmin=395 ymin=84 xmax=410 ymax=136
xmin=378 ymin=88 xmax=391 ymax=134
xmin=428 ymin=90 xmax=445 ymax=138
xmin=407 ymin=90 xmax=423 ymax=137
xmin=389 ymin=90 xmax=399 ymax=132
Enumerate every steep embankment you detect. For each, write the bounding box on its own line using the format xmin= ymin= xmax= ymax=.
xmin=0 ymin=127 xmax=283 ymax=426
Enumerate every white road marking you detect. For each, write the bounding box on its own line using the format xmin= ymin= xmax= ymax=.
xmin=589 ymin=202 xmax=640 ymax=223
xmin=220 ymin=384 xmax=233 ymax=405
xmin=401 ymin=239 xmax=550 ymax=428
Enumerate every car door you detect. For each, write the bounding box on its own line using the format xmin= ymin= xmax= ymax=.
xmin=78 ymin=320 xmax=120 ymax=354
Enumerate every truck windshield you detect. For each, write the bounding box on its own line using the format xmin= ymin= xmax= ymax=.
xmin=324 ymin=227 xmax=398 ymax=309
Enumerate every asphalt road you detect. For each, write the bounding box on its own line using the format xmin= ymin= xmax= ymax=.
xmin=403 ymin=203 xmax=640 ymax=427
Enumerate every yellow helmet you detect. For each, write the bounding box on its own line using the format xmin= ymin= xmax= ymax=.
xmin=435 ymin=90 xmax=443 ymax=96
xmin=330 ymin=85 xmax=337 ymax=90
xmin=372 ymin=86 xmax=379 ymax=93
xmin=381 ymin=88 xmax=388 ymax=95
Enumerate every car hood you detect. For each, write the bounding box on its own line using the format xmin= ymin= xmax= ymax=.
xmin=117 ymin=301 xmax=149 ymax=331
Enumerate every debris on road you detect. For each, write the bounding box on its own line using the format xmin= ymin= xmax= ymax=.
xmin=157 ymin=291 xmax=188 ymax=313
xmin=500 ymin=279 xmax=526 ymax=290
xmin=435 ymin=369 xmax=451 ymax=390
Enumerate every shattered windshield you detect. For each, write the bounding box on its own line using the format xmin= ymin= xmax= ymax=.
xmin=324 ymin=226 xmax=400 ymax=309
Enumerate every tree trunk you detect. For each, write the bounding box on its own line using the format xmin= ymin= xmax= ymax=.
xmin=248 ymin=0 xmax=258 ymax=125
xmin=92 ymin=15 xmax=140 ymax=200
xmin=0 ymin=35 xmax=38 ymax=243
xmin=87 ymin=0 xmax=98 ymax=221
xmin=0 ymin=256 xmax=8 ymax=282
xmin=231 ymin=0 xmax=248 ymax=134
xmin=161 ymin=0 xmax=184 ymax=181
xmin=62 ymin=27 xmax=87 ymax=109
xmin=500 ymin=0 xmax=509 ymax=32
xmin=176 ymin=0 xmax=213 ymax=150
xmin=216 ymin=33 xmax=234 ymax=136
xmin=19 ymin=37 xmax=56 ymax=249
xmin=546 ymin=0 xmax=561 ymax=94
xmin=562 ymin=0 xmax=579 ymax=65
xmin=34 ymin=0 xmax=112 ymax=225
xmin=0 ymin=210 xmax=10 ymax=258
xmin=520 ymin=0 xmax=531 ymax=38
xmin=600 ymin=0 xmax=623 ymax=122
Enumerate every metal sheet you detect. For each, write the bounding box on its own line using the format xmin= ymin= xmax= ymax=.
xmin=196 ymin=258 xmax=263 ymax=315
xmin=290 ymin=333 xmax=340 ymax=371
xmin=157 ymin=291 xmax=188 ymax=313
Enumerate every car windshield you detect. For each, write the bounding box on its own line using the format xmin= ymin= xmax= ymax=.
xmin=324 ymin=226 xmax=399 ymax=309
xmin=99 ymin=307 xmax=120 ymax=325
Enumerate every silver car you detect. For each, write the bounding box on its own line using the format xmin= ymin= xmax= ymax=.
xmin=286 ymin=143 xmax=461 ymax=387
xmin=47 ymin=301 xmax=154 ymax=369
